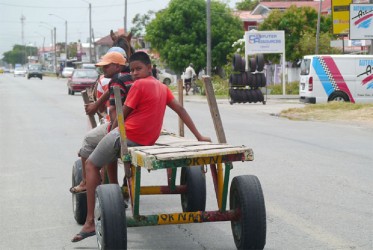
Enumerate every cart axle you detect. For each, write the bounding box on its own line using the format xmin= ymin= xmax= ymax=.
xmin=126 ymin=209 xmax=239 ymax=227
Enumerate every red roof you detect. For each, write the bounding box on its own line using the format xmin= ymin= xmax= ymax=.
xmin=258 ymin=0 xmax=331 ymax=14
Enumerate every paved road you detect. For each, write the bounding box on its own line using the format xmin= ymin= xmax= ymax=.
xmin=1 ymin=74 xmax=372 ymax=249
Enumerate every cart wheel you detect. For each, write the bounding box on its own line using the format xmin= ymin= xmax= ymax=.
xmin=95 ymin=184 xmax=127 ymax=250
xmin=180 ymin=166 xmax=206 ymax=212
xmin=72 ymin=159 xmax=87 ymax=225
xmin=230 ymin=175 xmax=266 ymax=250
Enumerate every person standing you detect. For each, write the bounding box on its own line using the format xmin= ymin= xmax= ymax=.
xmin=152 ymin=64 xmax=158 ymax=79
xmin=184 ymin=63 xmax=196 ymax=95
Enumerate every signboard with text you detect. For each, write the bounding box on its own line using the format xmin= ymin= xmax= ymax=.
xmin=332 ymin=0 xmax=352 ymax=35
xmin=350 ymin=4 xmax=373 ymax=39
xmin=244 ymin=30 xmax=285 ymax=54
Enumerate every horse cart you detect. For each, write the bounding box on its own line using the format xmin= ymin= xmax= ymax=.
xmin=71 ymin=77 xmax=266 ymax=249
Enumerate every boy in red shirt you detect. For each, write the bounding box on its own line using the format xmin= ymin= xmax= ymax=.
xmin=72 ymin=51 xmax=210 ymax=242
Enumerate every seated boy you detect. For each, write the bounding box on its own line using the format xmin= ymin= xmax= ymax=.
xmin=70 ymin=49 xmax=132 ymax=193
xmin=72 ymin=51 xmax=210 ymax=242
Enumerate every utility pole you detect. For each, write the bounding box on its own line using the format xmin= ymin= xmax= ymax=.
xmin=315 ymin=0 xmax=322 ymax=54
xmin=206 ymin=0 xmax=211 ymax=76
xmin=54 ymin=27 xmax=57 ymax=73
xmin=21 ymin=15 xmax=26 ymax=64
xmin=49 ymin=14 xmax=68 ymax=60
xmin=124 ymin=0 xmax=127 ymax=33
xmin=89 ymin=3 xmax=93 ymax=63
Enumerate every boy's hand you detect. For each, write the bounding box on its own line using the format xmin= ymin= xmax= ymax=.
xmin=197 ymin=135 xmax=211 ymax=142
xmin=85 ymin=102 xmax=98 ymax=115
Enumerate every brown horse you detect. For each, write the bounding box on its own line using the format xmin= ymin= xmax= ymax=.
xmin=110 ymin=29 xmax=135 ymax=58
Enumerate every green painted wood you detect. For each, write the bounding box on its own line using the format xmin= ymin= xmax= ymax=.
xmin=133 ymin=167 xmax=141 ymax=216
xmin=221 ymin=162 xmax=232 ymax=212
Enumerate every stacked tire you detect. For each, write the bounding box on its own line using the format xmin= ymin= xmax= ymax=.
xmin=229 ymin=54 xmax=266 ymax=105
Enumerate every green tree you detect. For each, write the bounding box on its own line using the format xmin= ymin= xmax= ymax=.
xmin=2 ymin=44 xmax=37 ymax=65
xmin=145 ymin=0 xmax=243 ymax=74
xmin=259 ymin=6 xmax=334 ymax=62
xmin=296 ymin=31 xmax=341 ymax=56
xmin=236 ymin=0 xmax=259 ymax=11
xmin=131 ymin=10 xmax=155 ymax=37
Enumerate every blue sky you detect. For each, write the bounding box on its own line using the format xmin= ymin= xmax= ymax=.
xmin=0 ymin=0 xmax=240 ymax=57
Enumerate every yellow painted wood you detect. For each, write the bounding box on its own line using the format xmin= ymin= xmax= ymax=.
xmin=217 ymin=163 xmax=223 ymax=209
xmin=157 ymin=211 xmax=202 ymax=225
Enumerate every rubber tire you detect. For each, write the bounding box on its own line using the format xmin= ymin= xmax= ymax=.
xmin=248 ymin=58 xmax=257 ymax=72
xmin=247 ymin=73 xmax=255 ymax=88
xmin=232 ymin=54 xmax=243 ymax=72
xmin=71 ymin=90 xmax=75 ymax=95
xmin=251 ymin=89 xmax=258 ymax=103
xmin=229 ymin=89 xmax=237 ymax=103
xmin=95 ymin=184 xmax=127 ymax=250
xmin=252 ymin=74 xmax=258 ymax=89
xmin=72 ymin=159 xmax=87 ymax=225
xmin=230 ymin=175 xmax=266 ymax=250
xmin=68 ymin=88 xmax=71 ymax=95
xmin=240 ymin=59 xmax=246 ymax=72
xmin=256 ymin=89 xmax=264 ymax=102
xmin=238 ymin=90 xmax=246 ymax=103
xmin=328 ymin=91 xmax=349 ymax=102
xmin=163 ymin=78 xmax=171 ymax=85
xmin=241 ymin=72 xmax=248 ymax=86
xmin=231 ymin=74 xmax=243 ymax=86
xmin=245 ymin=89 xmax=253 ymax=103
xmin=256 ymin=54 xmax=265 ymax=72
xmin=256 ymin=73 xmax=266 ymax=88
xmin=180 ymin=166 xmax=206 ymax=212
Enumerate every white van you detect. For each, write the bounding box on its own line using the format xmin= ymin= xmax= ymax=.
xmin=299 ymin=55 xmax=373 ymax=103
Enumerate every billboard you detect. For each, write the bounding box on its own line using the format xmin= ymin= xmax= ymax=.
xmin=244 ymin=30 xmax=285 ymax=54
xmin=349 ymin=4 xmax=373 ymax=39
xmin=332 ymin=0 xmax=352 ymax=35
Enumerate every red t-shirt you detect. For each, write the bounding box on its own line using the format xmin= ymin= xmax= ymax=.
xmin=124 ymin=76 xmax=174 ymax=145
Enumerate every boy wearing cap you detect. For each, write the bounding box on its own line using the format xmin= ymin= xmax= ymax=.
xmin=72 ymin=51 xmax=210 ymax=242
xmin=70 ymin=50 xmax=132 ymax=194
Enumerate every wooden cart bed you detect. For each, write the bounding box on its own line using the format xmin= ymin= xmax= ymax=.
xmin=127 ymin=131 xmax=254 ymax=170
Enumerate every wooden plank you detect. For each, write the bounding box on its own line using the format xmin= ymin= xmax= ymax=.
xmin=113 ymin=86 xmax=131 ymax=179
xmin=81 ymin=90 xmax=97 ymax=128
xmin=177 ymin=79 xmax=184 ymax=137
xmin=202 ymin=76 xmax=226 ymax=143
xmin=128 ymin=144 xmax=254 ymax=170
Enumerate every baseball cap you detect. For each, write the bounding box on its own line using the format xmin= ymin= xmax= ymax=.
xmin=95 ymin=51 xmax=127 ymax=67
xmin=107 ymin=46 xmax=127 ymax=58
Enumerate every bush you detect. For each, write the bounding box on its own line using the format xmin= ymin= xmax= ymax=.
xmin=267 ymin=81 xmax=299 ymax=95
xmin=197 ymin=75 xmax=229 ymax=97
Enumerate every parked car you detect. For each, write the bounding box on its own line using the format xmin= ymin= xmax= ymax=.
xmin=61 ymin=67 xmax=75 ymax=78
xmin=158 ymin=69 xmax=175 ymax=85
xmin=14 ymin=66 xmax=27 ymax=77
xmin=27 ymin=64 xmax=43 ymax=80
xmin=67 ymin=69 xmax=99 ymax=95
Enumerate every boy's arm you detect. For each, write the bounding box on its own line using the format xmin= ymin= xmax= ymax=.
xmin=110 ymin=104 xmax=133 ymax=130
xmin=85 ymin=90 xmax=110 ymax=115
xmin=167 ymin=99 xmax=211 ymax=142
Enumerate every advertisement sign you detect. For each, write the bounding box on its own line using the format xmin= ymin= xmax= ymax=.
xmin=332 ymin=0 xmax=352 ymax=35
xmin=244 ymin=30 xmax=285 ymax=54
xmin=350 ymin=4 xmax=373 ymax=39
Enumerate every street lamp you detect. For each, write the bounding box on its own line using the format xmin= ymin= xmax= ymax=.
xmin=40 ymin=22 xmax=57 ymax=73
xmin=81 ymin=0 xmax=93 ymax=62
xmin=49 ymin=13 xmax=68 ymax=59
